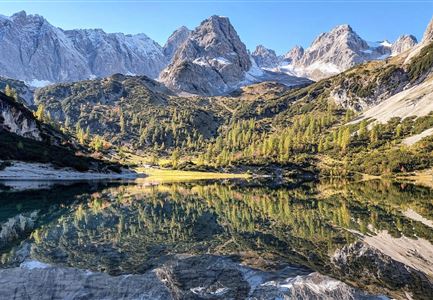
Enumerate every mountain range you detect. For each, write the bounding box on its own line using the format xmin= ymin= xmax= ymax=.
xmin=2 ymin=10 xmax=433 ymax=179
xmin=0 ymin=11 xmax=419 ymax=96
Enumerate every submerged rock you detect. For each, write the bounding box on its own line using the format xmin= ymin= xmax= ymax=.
xmin=0 ymin=255 xmax=386 ymax=300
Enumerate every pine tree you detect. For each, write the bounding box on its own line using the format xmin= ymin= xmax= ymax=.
xmin=171 ymin=148 xmax=180 ymax=168
xmin=358 ymin=120 xmax=367 ymax=138
xmin=370 ymin=126 xmax=378 ymax=144
xmin=340 ymin=128 xmax=351 ymax=151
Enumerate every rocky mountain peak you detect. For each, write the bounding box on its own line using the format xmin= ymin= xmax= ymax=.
xmin=163 ymin=26 xmax=191 ymax=61
xmin=422 ymin=16 xmax=433 ymax=43
xmin=252 ymin=45 xmax=279 ymax=68
xmin=160 ymin=15 xmax=252 ymax=95
xmin=281 ymin=24 xmax=393 ymax=80
xmin=391 ymin=34 xmax=417 ymax=55
xmin=332 ymin=24 xmax=353 ymax=34
xmin=0 ymin=11 xmax=167 ymax=83
xmin=283 ymin=46 xmax=305 ymax=64
xmin=184 ymin=15 xmax=251 ymax=70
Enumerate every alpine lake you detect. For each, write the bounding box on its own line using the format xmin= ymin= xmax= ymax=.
xmin=0 ymin=176 xmax=432 ymax=299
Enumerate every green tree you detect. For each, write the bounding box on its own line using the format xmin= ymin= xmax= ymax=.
xmin=340 ymin=128 xmax=351 ymax=151
xmin=171 ymin=148 xmax=180 ymax=168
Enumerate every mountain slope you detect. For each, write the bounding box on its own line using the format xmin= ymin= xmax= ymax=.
xmin=0 ymin=91 xmax=123 ymax=172
xmin=163 ymin=26 xmax=191 ymax=62
xmin=269 ymin=25 xmax=417 ymax=81
xmin=34 ymin=74 xmax=232 ymax=149
xmin=0 ymin=11 xmax=167 ymax=83
xmin=160 ymin=15 xmax=252 ymax=95
xmin=160 ymin=16 xmax=310 ymax=96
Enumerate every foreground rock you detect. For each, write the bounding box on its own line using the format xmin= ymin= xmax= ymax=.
xmin=0 ymin=255 xmax=385 ymax=300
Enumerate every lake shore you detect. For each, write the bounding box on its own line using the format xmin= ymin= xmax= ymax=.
xmin=0 ymin=161 xmax=139 ymax=180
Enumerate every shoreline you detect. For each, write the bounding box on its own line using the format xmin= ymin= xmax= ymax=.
xmin=0 ymin=161 xmax=140 ymax=180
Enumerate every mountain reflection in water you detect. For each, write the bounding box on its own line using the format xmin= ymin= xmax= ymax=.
xmin=0 ymin=179 xmax=432 ymax=299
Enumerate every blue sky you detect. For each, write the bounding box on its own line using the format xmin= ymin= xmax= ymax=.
xmin=1 ymin=1 xmax=432 ymax=54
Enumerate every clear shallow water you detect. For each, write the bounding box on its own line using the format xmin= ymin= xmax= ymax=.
xmin=0 ymin=179 xmax=432 ymax=299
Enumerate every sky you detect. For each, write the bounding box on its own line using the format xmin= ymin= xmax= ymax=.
xmin=1 ymin=0 xmax=432 ymax=54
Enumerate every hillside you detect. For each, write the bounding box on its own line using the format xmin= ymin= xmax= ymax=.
xmin=31 ymin=31 xmax=433 ymax=177
xmin=0 ymin=91 xmax=123 ymax=173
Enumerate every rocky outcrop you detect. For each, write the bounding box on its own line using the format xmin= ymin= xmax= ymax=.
xmin=391 ymin=35 xmax=417 ymax=55
xmin=422 ymin=16 xmax=433 ymax=43
xmin=283 ymin=45 xmax=304 ymax=65
xmin=160 ymin=15 xmax=252 ymax=95
xmin=0 ymin=11 xmax=167 ymax=83
xmin=0 ymin=255 xmax=385 ymax=300
xmin=0 ymin=92 xmax=42 ymax=140
xmin=252 ymin=45 xmax=280 ymax=68
xmin=163 ymin=26 xmax=191 ymax=62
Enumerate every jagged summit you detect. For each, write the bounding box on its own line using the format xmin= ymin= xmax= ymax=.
xmin=252 ymin=45 xmax=279 ymax=68
xmin=270 ymin=24 xmax=394 ymax=80
xmin=163 ymin=26 xmax=191 ymax=61
xmin=391 ymin=35 xmax=418 ymax=56
xmin=160 ymin=15 xmax=252 ymax=95
xmin=0 ymin=10 xmax=168 ymax=83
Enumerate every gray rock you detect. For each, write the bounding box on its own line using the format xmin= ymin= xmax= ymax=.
xmin=0 ymin=264 xmax=172 ymax=300
xmin=391 ymin=35 xmax=417 ymax=55
xmin=163 ymin=26 xmax=191 ymax=62
xmin=160 ymin=15 xmax=252 ymax=96
xmin=252 ymin=45 xmax=280 ymax=68
xmin=0 ymin=11 xmax=167 ymax=83
xmin=0 ymin=92 xmax=42 ymax=140
xmin=287 ymin=24 xmax=392 ymax=80
xmin=0 ymin=255 xmax=386 ymax=300
xmin=282 ymin=45 xmax=304 ymax=65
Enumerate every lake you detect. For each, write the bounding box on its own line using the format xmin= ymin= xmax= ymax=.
xmin=0 ymin=178 xmax=432 ymax=299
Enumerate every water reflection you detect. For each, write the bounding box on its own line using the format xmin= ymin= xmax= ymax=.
xmin=0 ymin=179 xmax=432 ymax=298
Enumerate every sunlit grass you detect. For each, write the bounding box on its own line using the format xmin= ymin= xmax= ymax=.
xmin=136 ymin=167 xmax=250 ymax=183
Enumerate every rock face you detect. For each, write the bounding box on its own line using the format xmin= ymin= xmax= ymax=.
xmin=282 ymin=45 xmax=305 ymax=65
xmin=0 ymin=255 xmax=385 ymax=300
xmin=160 ymin=16 xmax=310 ymax=95
xmin=423 ymin=16 xmax=433 ymax=43
xmin=0 ymin=92 xmax=42 ymax=140
xmin=160 ymin=15 xmax=252 ymax=95
xmin=252 ymin=45 xmax=280 ymax=68
xmin=391 ymin=35 xmax=417 ymax=55
xmin=163 ymin=26 xmax=191 ymax=62
xmin=0 ymin=11 xmax=167 ymax=83
xmin=285 ymin=25 xmax=392 ymax=80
